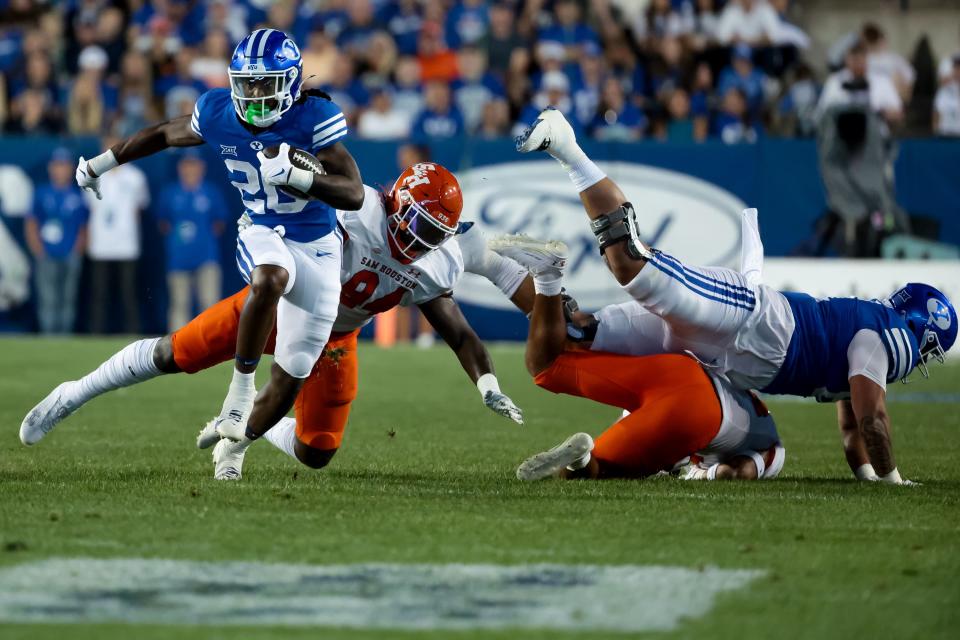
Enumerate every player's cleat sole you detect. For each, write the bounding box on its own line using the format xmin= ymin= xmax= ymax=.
xmin=488 ymin=234 xmax=568 ymax=277
xmin=212 ymin=438 xmax=246 ymax=481
xmin=196 ymin=418 xmax=221 ymax=449
xmin=515 ymin=107 xmax=577 ymax=155
xmin=19 ymin=382 xmax=78 ymax=446
xmin=517 ymin=432 xmax=594 ymax=481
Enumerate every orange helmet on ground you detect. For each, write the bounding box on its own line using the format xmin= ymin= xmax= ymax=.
xmin=385 ymin=162 xmax=463 ymax=262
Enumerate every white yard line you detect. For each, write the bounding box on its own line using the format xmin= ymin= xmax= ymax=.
xmin=0 ymin=558 xmax=763 ymax=632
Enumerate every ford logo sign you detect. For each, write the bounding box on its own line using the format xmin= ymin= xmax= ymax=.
xmin=454 ymin=160 xmax=747 ymax=311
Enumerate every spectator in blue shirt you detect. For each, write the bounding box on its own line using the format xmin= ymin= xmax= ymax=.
xmin=540 ymin=0 xmax=600 ymax=61
xmin=157 ymin=151 xmax=227 ymax=331
xmin=320 ymin=52 xmax=371 ymax=123
xmin=717 ymin=44 xmax=767 ymax=115
xmin=412 ymin=81 xmax=466 ymax=140
xmin=591 ymin=77 xmax=647 ymax=141
xmin=712 ymin=86 xmax=762 ymax=144
xmin=515 ymin=70 xmax=580 ymax=138
xmin=570 ymin=43 xmax=606 ymax=127
xmin=25 ymin=148 xmax=88 ymax=334
xmin=446 ymin=0 xmax=490 ymax=48
xmin=380 ymin=0 xmax=423 ymax=56
xmin=337 ymin=0 xmax=381 ymax=59
xmin=453 ymin=45 xmax=506 ymax=132
xmin=391 ymin=55 xmax=425 ymax=124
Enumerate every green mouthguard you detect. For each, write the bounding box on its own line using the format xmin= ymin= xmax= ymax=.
xmin=245 ymin=103 xmax=272 ymax=124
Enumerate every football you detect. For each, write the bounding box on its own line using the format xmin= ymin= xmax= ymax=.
xmin=261 ymin=144 xmax=326 ymax=199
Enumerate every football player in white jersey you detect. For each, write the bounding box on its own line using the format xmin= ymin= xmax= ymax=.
xmin=21 ymin=163 xmax=534 ymax=481
xmin=503 ymin=107 xmax=957 ymax=485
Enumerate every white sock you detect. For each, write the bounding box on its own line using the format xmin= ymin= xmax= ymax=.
xmin=263 ymin=417 xmax=298 ymax=461
xmin=70 ymin=338 xmax=162 ymax=406
xmin=565 ymin=156 xmax=606 ymax=193
xmin=533 ymin=272 xmax=563 ymax=297
xmin=230 ymin=367 xmax=256 ymax=391
xmin=220 ymin=368 xmax=256 ymax=416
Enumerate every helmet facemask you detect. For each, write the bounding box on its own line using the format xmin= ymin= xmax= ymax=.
xmin=387 ymin=189 xmax=458 ymax=262
xmin=229 ymin=67 xmax=299 ymax=127
xmin=914 ymin=329 xmax=946 ymax=379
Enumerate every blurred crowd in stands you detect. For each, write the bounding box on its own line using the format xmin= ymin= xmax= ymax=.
xmin=1 ymin=0 xmax=959 ymax=144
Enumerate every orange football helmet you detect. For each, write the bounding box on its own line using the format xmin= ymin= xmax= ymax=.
xmin=385 ymin=162 xmax=463 ymax=262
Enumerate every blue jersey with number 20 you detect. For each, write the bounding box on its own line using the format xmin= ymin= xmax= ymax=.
xmin=191 ymin=88 xmax=348 ymax=242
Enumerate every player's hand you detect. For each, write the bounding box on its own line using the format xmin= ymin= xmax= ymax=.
xmin=483 ymin=390 xmax=523 ymax=425
xmin=257 ymin=142 xmax=294 ymax=186
xmin=75 ymin=156 xmax=102 ymax=200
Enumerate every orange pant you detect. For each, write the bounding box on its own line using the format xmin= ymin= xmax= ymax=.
xmin=534 ymin=351 xmax=722 ymax=478
xmin=171 ymin=287 xmax=358 ymax=451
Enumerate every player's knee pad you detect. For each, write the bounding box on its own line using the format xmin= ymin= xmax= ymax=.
xmin=589 ymin=203 xmax=653 ymax=260
xmin=275 ymin=345 xmax=320 ymax=379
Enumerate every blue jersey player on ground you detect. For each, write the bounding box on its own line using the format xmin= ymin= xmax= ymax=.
xmin=492 ymin=107 xmax=957 ymax=486
xmin=56 ymin=28 xmax=366 ymax=468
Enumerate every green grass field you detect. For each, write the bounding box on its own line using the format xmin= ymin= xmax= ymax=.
xmin=1 ymin=337 xmax=958 ymax=640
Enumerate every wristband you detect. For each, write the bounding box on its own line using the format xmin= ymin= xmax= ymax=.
xmin=880 ymin=468 xmax=903 ymax=484
xmin=287 ymin=165 xmax=315 ymax=194
xmin=87 ymin=149 xmax=119 ymax=177
xmin=855 ymin=463 xmax=878 ymax=481
xmin=476 ymin=373 xmax=500 ymax=397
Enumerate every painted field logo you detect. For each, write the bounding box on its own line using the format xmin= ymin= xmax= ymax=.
xmin=0 ymin=559 xmax=764 ymax=632
xmin=455 ymin=160 xmax=747 ymax=311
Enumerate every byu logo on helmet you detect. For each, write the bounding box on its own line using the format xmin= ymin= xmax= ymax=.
xmin=928 ymin=298 xmax=951 ymax=330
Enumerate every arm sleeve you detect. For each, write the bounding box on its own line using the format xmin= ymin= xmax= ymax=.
xmin=456 ymin=225 xmax=528 ymax=298
xmin=190 ymin=95 xmax=205 ymax=140
xmin=847 ymin=329 xmax=889 ymax=391
xmin=310 ymin=101 xmax=348 ymax=153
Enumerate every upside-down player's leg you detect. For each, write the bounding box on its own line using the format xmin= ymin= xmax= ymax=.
xmin=516 ymin=108 xmax=759 ymax=357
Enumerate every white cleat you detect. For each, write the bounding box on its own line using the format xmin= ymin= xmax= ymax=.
xmin=215 ymin=416 xmax=248 ymax=442
xmin=488 ymin=234 xmax=568 ymax=278
xmin=19 ymin=382 xmax=79 ymax=446
xmin=212 ymin=438 xmax=247 ymax=481
xmin=196 ymin=418 xmax=221 ymax=449
xmin=515 ymin=107 xmax=578 ymax=156
xmin=517 ymin=432 xmax=594 ymax=481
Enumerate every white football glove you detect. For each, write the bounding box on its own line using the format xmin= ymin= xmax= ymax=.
xmin=75 ymin=156 xmax=102 ymax=200
xmin=483 ymin=390 xmax=524 ymax=425
xmin=257 ymin=142 xmax=294 ymax=187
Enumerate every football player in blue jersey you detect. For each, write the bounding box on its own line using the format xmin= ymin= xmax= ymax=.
xmin=69 ymin=29 xmax=365 ymax=457
xmin=496 ymin=107 xmax=957 ymax=485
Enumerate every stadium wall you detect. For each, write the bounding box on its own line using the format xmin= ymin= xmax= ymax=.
xmin=0 ymin=136 xmax=958 ymax=338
